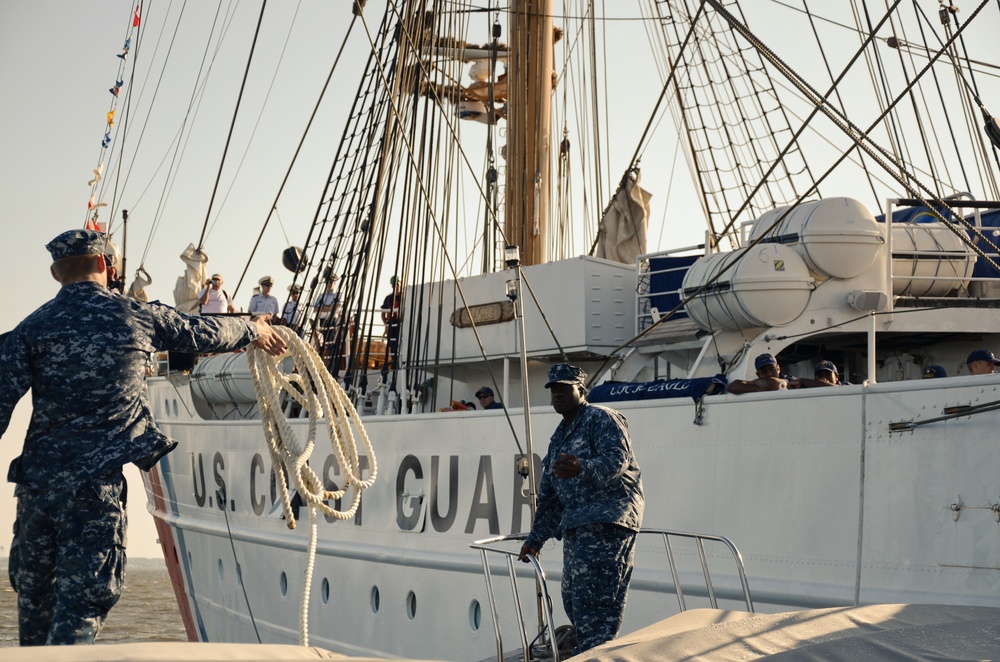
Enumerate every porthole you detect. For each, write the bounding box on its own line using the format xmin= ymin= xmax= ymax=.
xmin=173 ymin=399 xmax=179 ymax=416
xmin=280 ymin=571 xmax=288 ymax=597
xmin=217 ymin=559 xmax=224 ymax=582
xmin=405 ymin=590 xmax=417 ymax=620
xmin=165 ymin=399 xmax=170 ymax=414
xmin=469 ymin=599 xmax=482 ymax=631
xmin=370 ymin=585 xmax=380 ymax=613
xmin=321 ymin=578 xmax=330 ymax=604
xmin=236 ymin=563 xmax=243 ymax=585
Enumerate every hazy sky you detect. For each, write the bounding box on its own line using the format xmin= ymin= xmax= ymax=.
xmin=1 ymin=0 xmax=998 ymax=564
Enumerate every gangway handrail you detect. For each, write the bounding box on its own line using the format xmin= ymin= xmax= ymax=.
xmin=642 ymin=528 xmax=755 ymax=613
xmin=470 ymin=533 xmax=563 ymax=662
xmin=471 ymin=528 xmax=754 ymax=661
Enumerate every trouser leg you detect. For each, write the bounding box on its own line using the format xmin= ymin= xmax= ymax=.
xmin=561 ymin=523 xmax=636 ymax=655
xmin=12 ymin=491 xmax=58 ymax=646
xmin=47 ymin=477 xmax=128 ymax=645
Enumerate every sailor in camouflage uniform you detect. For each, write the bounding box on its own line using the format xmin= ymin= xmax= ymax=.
xmin=519 ymin=363 xmax=644 ymax=655
xmin=0 ymin=229 xmax=285 ymax=645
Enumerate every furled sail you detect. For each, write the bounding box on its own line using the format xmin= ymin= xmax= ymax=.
xmin=174 ymin=244 xmax=208 ymax=314
xmin=128 ymin=267 xmax=151 ymax=302
xmin=595 ymin=172 xmax=651 ymax=264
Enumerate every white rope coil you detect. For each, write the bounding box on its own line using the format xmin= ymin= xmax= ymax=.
xmin=247 ymin=325 xmax=378 ymax=645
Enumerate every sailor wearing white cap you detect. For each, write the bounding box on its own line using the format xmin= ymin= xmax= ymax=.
xmin=249 ymin=275 xmax=279 ymax=320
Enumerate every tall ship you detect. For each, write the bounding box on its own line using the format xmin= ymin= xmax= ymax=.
xmin=64 ymin=0 xmax=1000 ymax=659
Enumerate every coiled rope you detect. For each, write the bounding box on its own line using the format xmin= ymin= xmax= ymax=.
xmin=246 ymin=325 xmax=378 ymax=646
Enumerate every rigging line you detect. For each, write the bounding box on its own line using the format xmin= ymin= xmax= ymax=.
xmin=101 ymin=0 xmax=145 ymax=235
xmin=206 ymin=0 xmax=305 ymax=241
xmin=708 ymin=0 xmax=903 ymax=240
xmin=380 ymin=3 xmax=511 ymax=253
xmin=588 ymin=0 xmax=604 ymax=229
xmin=232 ymin=9 xmax=360 ymax=297
xmin=888 ymin=39 xmax=1000 ymax=78
xmin=625 ymin=3 xmax=707 ymax=180
xmin=91 ymin=2 xmax=142 ymax=221
xmin=375 ymin=2 xmax=566 ymax=368
xmin=220 ymin=486 xmax=263 ymax=643
xmin=937 ymin=2 xmax=1000 ymax=192
xmin=135 ymin=0 xmax=233 ymax=266
xmin=359 ymin=4 xmax=527 ymax=451
xmin=272 ymin=207 xmax=291 ymax=245
xmin=195 ymin=0 xmax=268 ymax=254
xmin=723 ymin=2 xmax=813 ymax=210
xmin=773 ymin=0 xmax=998 ymax=74
xmin=705 ymin=0 xmax=1000 ymax=264
xmin=803 ymin=0 xmax=879 ymax=204
xmin=945 ymin=0 xmax=994 ymax=91
xmin=855 ymin=2 xmax=910 ymax=192
xmin=876 ymin=2 xmax=943 ymax=192
xmin=600 ymin=0 xmax=610 ymax=201
xmin=909 ymin=0 xmax=971 ymax=193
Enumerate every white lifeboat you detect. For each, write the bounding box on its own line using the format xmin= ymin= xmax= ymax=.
xmin=890 ymin=221 xmax=976 ymax=297
xmin=681 ymin=244 xmax=814 ymax=332
xmin=190 ymin=352 xmax=257 ymax=405
xmin=748 ymin=197 xmax=884 ymax=280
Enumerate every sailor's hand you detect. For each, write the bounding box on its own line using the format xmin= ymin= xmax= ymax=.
xmin=518 ymin=544 xmax=539 ymax=563
xmin=553 ymin=453 xmax=581 ymax=478
xmin=252 ymin=317 xmax=287 ymax=356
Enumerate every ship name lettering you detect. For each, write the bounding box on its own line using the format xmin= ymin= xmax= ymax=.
xmin=394 ymin=454 xmax=540 ymax=535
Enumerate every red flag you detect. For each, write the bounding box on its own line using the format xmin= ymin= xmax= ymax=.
xmin=86 ymin=218 xmax=101 ymax=231
xmin=133 ymin=7 xmax=140 ymax=27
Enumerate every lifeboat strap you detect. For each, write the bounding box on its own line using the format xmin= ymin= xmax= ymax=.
xmin=247 ymin=325 xmax=379 ymax=646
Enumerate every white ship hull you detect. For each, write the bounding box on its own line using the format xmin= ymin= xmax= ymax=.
xmin=144 ymin=368 xmax=1000 ymax=659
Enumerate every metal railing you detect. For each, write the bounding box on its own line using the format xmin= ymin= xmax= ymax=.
xmin=470 ymin=528 xmax=754 ymax=661
xmin=470 ymin=533 xmax=563 ymax=662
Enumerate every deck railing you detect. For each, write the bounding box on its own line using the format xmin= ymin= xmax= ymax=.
xmin=470 ymin=528 xmax=754 ymax=661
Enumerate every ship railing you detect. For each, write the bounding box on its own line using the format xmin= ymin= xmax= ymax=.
xmin=471 ymin=528 xmax=754 ymax=662
xmin=470 ymin=533 xmax=562 ymax=662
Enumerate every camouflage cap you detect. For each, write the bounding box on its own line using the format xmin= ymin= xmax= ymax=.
xmin=45 ymin=229 xmax=108 ymax=261
xmin=544 ymin=363 xmax=587 ymax=388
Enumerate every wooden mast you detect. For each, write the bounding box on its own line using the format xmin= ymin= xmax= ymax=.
xmin=505 ymin=0 xmax=554 ymax=266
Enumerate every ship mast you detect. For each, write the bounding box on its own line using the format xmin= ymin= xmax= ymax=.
xmin=505 ymin=0 xmax=554 ymax=266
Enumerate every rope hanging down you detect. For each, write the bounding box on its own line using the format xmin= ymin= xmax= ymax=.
xmin=246 ymin=325 xmax=378 ymax=646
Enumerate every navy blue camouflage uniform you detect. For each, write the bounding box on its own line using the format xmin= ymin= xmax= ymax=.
xmin=525 ymin=365 xmax=644 ymax=655
xmin=0 ymin=229 xmax=260 ymax=645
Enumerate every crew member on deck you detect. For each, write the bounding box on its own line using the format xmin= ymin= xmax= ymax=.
xmin=313 ymin=274 xmax=343 ymax=361
xmin=0 ymin=229 xmax=285 ymax=646
xmin=922 ymin=364 xmax=947 ymax=378
xmin=475 ymin=386 xmax=504 ymax=409
xmin=727 ymin=353 xmax=789 ymax=393
xmin=198 ymin=273 xmax=234 ymax=314
xmin=966 ymin=349 xmax=1000 ymax=375
xmin=380 ymin=275 xmax=404 ymax=377
xmin=248 ymin=275 xmax=279 ymax=320
xmin=282 ymin=283 xmax=304 ymax=327
xmin=812 ymin=360 xmax=844 ymax=386
xmin=519 ymin=364 xmax=644 ymax=656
